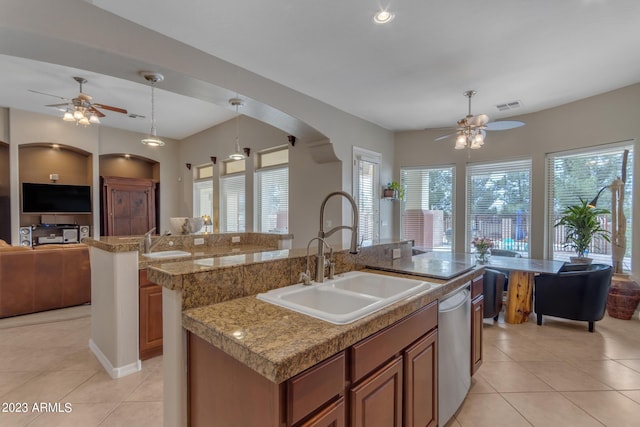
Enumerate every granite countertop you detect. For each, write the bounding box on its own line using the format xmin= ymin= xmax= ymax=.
xmin=82 ymin=235 xmax=288 ymax=269
xmin=182 ymin=266 xmax=483 ymax=384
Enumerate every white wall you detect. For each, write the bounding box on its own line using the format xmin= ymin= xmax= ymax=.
xmin=395 ymin=83 xmax=640 ymax=279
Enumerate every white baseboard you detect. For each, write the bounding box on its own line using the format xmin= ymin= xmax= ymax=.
xmin=89 ymin=339 xmax=141 ymax=379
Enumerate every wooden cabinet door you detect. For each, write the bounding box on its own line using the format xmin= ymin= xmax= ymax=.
xmin=139 ymin=270 xmax=163 ymax=360
xmin=471 ymin=295 xmax=484 ymax=375
xmin=404 ymin=330 xmax=438 ymax=427
xmin=102 ymin=176 xmax=156 ymax=236
xmin=350 ymin=356 xmax=403 ymax=427
xmin=300 ymin=397 xmax=345 ymax=427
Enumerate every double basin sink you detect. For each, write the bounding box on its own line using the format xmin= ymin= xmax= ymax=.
xmin=257 ymin=271 xmax=436 ymax=324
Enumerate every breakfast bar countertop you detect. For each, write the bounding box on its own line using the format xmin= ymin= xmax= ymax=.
xmin=182 ymin=266 xmax=483 ymax=383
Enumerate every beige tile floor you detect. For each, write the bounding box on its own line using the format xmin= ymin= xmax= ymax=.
xmin=0 ymin=307 xmax=162 ymax=426
xmin=448 ymin=311 xmax=640 ymax=427
xmin=0 ymin=306 xmax=638 ymax=426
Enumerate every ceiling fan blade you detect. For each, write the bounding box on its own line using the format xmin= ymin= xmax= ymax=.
xmin=485 ymin=120 xmax=526 ymax=131
xmin=29 ymin=89 xmax=70 ymax=101
xmin=434 ymin=133 xmax=455 ymax=141
xmin=89 ymin=107 xmax=106 ymax=118
xmin=45 ymin=103 xmax=70 ymax=108
xmin=93 ymin=103 xmax=128 ymax=114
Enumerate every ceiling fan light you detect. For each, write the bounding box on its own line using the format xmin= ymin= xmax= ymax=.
xmin=89 ymin=113 xmax=100 ymax=124
xmin=78 ymin=116 xmax=90 ymax=126
xmin=470 ymin=133 xmax=484 ymax=149
xmin=454 ymin=134 xmax=467 ymax=149
xmin=63 ymin=111 xmax=75 ymax=122
xmin=73 ymin=109 xmax=84 ymax=120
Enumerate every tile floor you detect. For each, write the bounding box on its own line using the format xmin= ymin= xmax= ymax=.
xmin=0 ymin=307 xmax=162 ymax=426
xmin=0 ymin=306 xmax=638 ymax=426
xmin=448 ymin=312 xmax=640 ymax=427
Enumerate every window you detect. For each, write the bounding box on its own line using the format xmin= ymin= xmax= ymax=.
xmin=354 ymin=148 xmax=380 ymax=246
xmin=547 ymin=142 xmax=633 ymax=271
xmin=466 ymin=159 xmax=531 ymax=256
xmin=255 ymin=146 xmax=288 ymax=233
xmin=193 ymin=164 xmax=213 ymax=219
xmin=220 ymin=159 xmax=245 ymax=232
xmin=400 ymin=166 xmax=454 ymax=251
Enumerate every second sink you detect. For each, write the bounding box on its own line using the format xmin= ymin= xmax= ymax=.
xmin=141 ymin=250 xmax=191 ymax=259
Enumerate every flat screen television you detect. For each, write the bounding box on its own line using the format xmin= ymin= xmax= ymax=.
xmin=22 ymin=182 xmax=92 ymax=214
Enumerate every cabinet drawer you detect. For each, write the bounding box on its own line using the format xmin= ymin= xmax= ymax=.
xmin=471 ymin=277 xmax=483 ymax=300
xmin=287 ymin=351 xmax=345 ymax=426
xmin=350 ymin=301 xmax=437 ymax=383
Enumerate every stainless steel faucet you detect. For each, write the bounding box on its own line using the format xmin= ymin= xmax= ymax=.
xmin=143 ymin=227 xmax=172 ymax=254
xmin=300 ymin=237 xmax=333 ymax=285
xmin=315 ymin=191 xmax=359 ymax=282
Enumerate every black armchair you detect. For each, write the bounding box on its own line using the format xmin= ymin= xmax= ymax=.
xmin=534 ymin=263 xmax=613 ymax=332
xmin=483 ymin=268 xmax=506 ymax=320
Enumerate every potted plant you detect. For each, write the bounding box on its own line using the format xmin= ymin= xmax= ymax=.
xmin=555 ymin=197 xmax=610 ymax=264
xmin=384 ymin=181 xmax=405 ymax=200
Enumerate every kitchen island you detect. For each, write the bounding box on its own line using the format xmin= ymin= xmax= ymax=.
xmin=171 ymin=250 xmax=483 ymax=426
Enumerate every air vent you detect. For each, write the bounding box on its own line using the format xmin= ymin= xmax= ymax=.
xmin=496 ymin=100 xmax=522 ymax=112
xmin=128 ymin=113 xmax=146 ymax=119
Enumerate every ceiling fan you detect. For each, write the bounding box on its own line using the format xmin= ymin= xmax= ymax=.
xmin=30 ymin=76 xmax=128 ymax=125
xmin=435 ymin=90 xmax=525 ymax=149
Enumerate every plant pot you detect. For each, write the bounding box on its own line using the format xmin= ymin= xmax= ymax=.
xmin=607 ymin=275 xmax=640 ymax=320
xmin=383 ymin=189 xmax=396 ymax=198
xmin=569 ymin=256 xmax=592 ymax=264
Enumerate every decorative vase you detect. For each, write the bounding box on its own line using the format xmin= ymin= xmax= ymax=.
xmin=475 ymin=249 xmax=490 ymax=264
xmin=607 ymin=274 xmax=640 ymax=320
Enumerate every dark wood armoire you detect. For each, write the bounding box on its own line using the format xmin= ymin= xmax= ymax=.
xmin=101 ymin=176 xmax=157 ymax=236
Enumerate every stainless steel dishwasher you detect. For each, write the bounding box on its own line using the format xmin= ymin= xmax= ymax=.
xmin=438 ymin=285 xmax=471 ymax=426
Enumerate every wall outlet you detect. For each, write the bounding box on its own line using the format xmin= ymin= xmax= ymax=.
xmin=392 ymin=248 xmax=401 ymax=259
xmin=231 ymin=236 xmax=241 ymax=243
xmin=194 ymin=238 xmax=204 ymax=245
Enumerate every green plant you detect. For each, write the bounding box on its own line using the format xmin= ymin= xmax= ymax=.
xmin=555 ymin=197 xmax=611 ymax=258
xmin=387 ymin=181 xmax=405 ymax=200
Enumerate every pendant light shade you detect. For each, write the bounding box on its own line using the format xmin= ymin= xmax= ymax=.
xmin=141 ymin=72 xmax=165 ymax=147
xmin=228 ymin=98 xmax=246 ymax=160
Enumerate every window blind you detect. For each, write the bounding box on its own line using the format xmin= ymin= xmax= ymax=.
xmin=256 ymin=166 xmax=288 ymax=233
xmin=400 ymin=166 xmax=454 ymax=252
xmin=466 ymin=159 xmax=531 ymax=255
xmin=220 ymin=173 xmax=245 ymax=232
xmin=356 ymin=156 xmax=379 ymax=246
xmin=546 ymin=142 xmax=633 ymax=269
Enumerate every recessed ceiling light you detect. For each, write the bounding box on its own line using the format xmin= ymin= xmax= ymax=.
xmin=373 ymin=9 xmax=395 ymax=24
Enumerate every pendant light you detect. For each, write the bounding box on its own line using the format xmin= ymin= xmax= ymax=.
xmin=228 ymin=98 xmax=246 ymax=160
xmin=141 ymin=72 xmax=165 ymax=147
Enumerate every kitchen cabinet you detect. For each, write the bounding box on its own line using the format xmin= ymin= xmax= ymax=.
xmin=403 ymin=330 xmax=438 ymax=427
xmin=139 ymin=269 xmax=163 ymax=360
xmin=187 ymin=301 xmax=437 ymax=427
xmin=470 ymin=276 xmax=484 ymax=375
xmin=350 ymin=356 xmax=403 ymax=427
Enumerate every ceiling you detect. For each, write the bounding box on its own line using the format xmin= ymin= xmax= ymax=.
xmin=1 ymin=0 xmax=640 ymax=140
